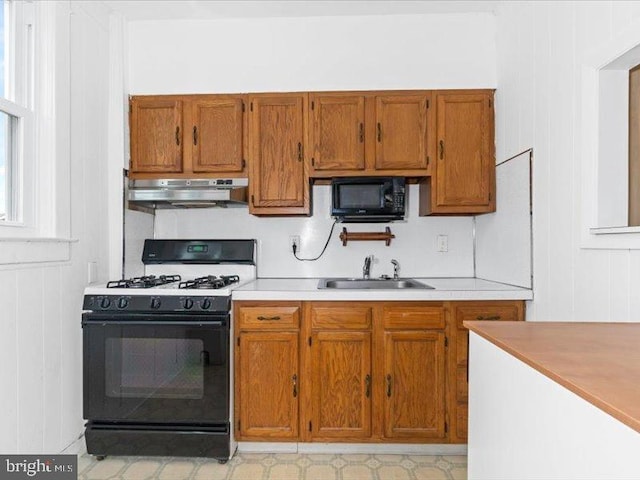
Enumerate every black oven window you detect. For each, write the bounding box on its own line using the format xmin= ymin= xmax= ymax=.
xmin=339 ymin=184 xmax=383 ymax=209
xmin=105 ymin=338 xmax=205 ymax=400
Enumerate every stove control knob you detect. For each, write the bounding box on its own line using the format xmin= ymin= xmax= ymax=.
xmin=100 ymin=297 xmax=111 ymax=309
xmin=183 ymin=298 xmax=194 ymax=310
xmin=150 ymin=297 xmax=161 ymax=309
xmin=201 ymin=298 xmax=212 ymax=310
xmin=117 ymin=297 xmax=129 ymax=309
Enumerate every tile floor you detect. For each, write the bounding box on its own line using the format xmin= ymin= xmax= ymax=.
xmin=78 ymin=452 xmax=467 ymax=479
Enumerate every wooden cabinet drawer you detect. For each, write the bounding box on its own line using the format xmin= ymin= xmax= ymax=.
xmin=455 ymin=302 xmax=523 ymax=329
xmin=309 ymin=303 xmax=372 ymax=330
xmin=382 ymin=304 xmax=445 ymax=330
xmin=237 ymin=303 xmax=301 ymax=329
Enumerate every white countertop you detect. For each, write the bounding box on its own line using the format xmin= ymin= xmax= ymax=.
xmin=232 ymin=277 xmax=533 ymax=301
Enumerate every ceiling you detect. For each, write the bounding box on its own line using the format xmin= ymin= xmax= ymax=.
xmin=103 ymin=1 xmax=498 ymax=21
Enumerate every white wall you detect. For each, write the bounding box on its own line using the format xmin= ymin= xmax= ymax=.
xmin=0 ymin=1 xmax=111 ymax=454
xmin=495 ymin=1 xmax=640 ymax=321
xmin=126 ymin=13 xmax=496 ymax=278
xmin=127 ymin=14 xmax=496 ymax=93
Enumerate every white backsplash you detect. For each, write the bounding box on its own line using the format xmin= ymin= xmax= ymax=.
xmin=152 ymin=185 xmax=474 ymax=278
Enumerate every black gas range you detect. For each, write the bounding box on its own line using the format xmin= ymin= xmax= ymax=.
xmin=82 ymin=239 xmax=256 ymax=462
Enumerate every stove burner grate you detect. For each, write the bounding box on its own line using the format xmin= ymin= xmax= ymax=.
xmin=107 ymin=275 xmax=182 ymax=289
xmin=179 ymin=275 xmax=240 ymax=290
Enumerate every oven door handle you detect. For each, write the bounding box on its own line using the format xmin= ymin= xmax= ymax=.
xmin=82 ymin=320 xmax=224 ymax=327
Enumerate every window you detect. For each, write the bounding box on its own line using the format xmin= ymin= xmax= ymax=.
xmin=0 ymin=0 xmax=34 ymax=229
xmin=630 ymin=65 xmax=640 ymax=226
xmin=581 ymin=23 xmax=640 ymax=248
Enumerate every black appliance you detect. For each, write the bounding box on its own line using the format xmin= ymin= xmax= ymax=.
xmin=82 ymin=239 xmax=256 ymax=462
xmin=331 ymin=176 xmax=406 ymax=222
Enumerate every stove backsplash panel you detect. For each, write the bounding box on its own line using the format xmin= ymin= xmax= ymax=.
xmin=130 ymin=185 xmax=474 ymax=279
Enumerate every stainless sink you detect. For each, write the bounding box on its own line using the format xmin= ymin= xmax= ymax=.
xmin=318 ymin=278 xmax=434 ymax=289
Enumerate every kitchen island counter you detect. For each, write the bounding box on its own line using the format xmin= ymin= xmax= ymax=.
xmin=232 ymin=277 xmax=532 ymax=301
xmin=464 ymin=321 xmax=640 ymax=480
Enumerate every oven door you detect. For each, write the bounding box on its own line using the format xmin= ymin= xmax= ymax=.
xmin=82 ymin=313 xmax=228 ymax=424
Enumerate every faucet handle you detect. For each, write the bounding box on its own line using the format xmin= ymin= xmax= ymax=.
xmin=391 ymin=259 xmax=400 ymax=279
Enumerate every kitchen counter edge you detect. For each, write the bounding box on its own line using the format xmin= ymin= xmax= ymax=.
xmin=232 ymin=277 xmax=533 ymax=301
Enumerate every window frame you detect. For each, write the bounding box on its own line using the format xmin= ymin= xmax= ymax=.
xmin=581 ymin=17 xmax=640 ymax=249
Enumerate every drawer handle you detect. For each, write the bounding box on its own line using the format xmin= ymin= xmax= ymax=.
xmin=377 ymin=123 xmax=382 ymax=142
xmin=175 ymin=126 xmax=180 ymax=145
xmin=257 ymin=315 xmax=281 ymax=321
xmin=292 ymin=374 xmax=298 ymax=398
xmin=359 ymin=123 xmax=364 ymax=143
xmin=476 ymin=315 xmax=501 ymax=321
xmin=386 ymin=374 xmax=392 ymax=397
xmin=365 ymin=374 xmax=371 ymax=398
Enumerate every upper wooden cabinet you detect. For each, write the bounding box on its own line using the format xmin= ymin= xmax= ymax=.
xmin=420 ymin=90 xmax=496 ymax=215
xmin=309 ymin=92 xmax=434 ymax=177
xmin=374 ymin=94 xmax=430 ymax=171
xmin=129 ymin=95 xmax=247 ymax=178
xmin=130 ymin=97 xmax=184 ymax=174
xmin=192 ymin=98 xmax=245 ymax=173
xmin=248 ymin=94 xmax=310 ymax=215
xmin=309 ymin=94 xmax=366 ymax=172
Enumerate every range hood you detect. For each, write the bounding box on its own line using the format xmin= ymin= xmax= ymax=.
xmin=127 ymin=178 xmax=248 ymax=210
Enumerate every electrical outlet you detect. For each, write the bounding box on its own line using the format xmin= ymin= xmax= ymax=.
xmin=289 ymin=235 xmax=300 ymax=253
xmin=437 ymin=235 xmax=449 ymax=252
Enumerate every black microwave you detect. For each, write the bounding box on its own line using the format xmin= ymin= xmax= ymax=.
xmin=331 ymin=177 xmax=406 ymax=223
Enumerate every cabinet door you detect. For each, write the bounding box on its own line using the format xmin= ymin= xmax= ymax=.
xmin=130 ymin=97 xmax=183 ymax=173
xmin=433 ymin=92 xmax=495 ymax=213
xmin=192 ymin=98 xmax=244 ymax=173
xmin=237 ymin=331 xmax=299 ymax=439
xmin=383 ymin=331 xmax=446 ymax=439
xmin=375 ymin=94 xmax=429 ymax=171
xmin=309 ymin=331 xmax=372 ymax=439
xmin=248 ymin=94 xmax=308 ymax=214
xmin=309 ymin=94 xmax=365 ymax=172
xmin=451 ymin=301 xmax=524 ymax=441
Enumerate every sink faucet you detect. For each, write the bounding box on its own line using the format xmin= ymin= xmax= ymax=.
xmin=363 ymin=255 xmax=374 ymax=279
xmin=391 ymin=259 xmax=400 ymax=280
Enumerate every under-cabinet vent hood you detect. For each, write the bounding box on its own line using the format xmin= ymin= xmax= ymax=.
xmin=128 ymin=178 xmax=248 ymax=210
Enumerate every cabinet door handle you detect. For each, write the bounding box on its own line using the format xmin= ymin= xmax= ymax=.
xmin=298 ymin=142 xmax=303 ymax=162
xmin=292 ymin=374 xmax=298 ymax=398
xmin=386 ymin=374 xmax=392 ymax=397
xmin=193 ymin=126 xmax=198 ymax=145
xmin=377 ymin=123 xmax=382 ymax=142
xmin=439 ymin=140 xmax=444 ymax=159
xmin=176 ymin=126 xmax=180 ymax=145
xmin=359 ymin=123 xmax=364 ymax=143
xmin=257 ymin=315 xmax=281 ymax=321
xmin=365 ymin=374 xmax=371 ymax=398
xmin=476 ymin=315 xmax=501 ymax=321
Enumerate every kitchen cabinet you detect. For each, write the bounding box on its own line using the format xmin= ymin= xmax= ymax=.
xmin=449 ymin=301 xmax=524 ymax=442
xmin=234 ymin=299 xmax=524 ymax=444
xmin=420 ymin=90 xmax=496 ymax=215
xmin=248 ymin=93 xmax=310 ymax=215
xmin=234 ymin=302 xmax=301 ymax=440
xmin=129 ymin=95 xmax=247 ymax=178
xmin=309 ymin=91 xmax=433 ymax=177
xmin=130 ymin=96 xmax=184 ymax=174
xmin=381 ymin=305 xmax=447 ymax=439
xmin=306 ymin=304 xmax=373 ymax=440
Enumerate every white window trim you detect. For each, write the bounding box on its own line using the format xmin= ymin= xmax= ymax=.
xmin=0 ymin=1 xmax=75 ymax=264
xmin=580 ymin=15 xmax=640 ymax=249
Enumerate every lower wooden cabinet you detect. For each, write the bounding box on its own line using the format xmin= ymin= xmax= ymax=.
xmin=448 ymin=301 xmax=525 ymax=442
xmin=234 ymin=302 xmax=301 ymax=441
xmin=383 ymin=330 xmax=446 ymax=439
xmin=234 ymin=299 xmax=524 ymax=444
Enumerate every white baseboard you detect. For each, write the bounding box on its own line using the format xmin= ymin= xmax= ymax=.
xmin=238 ymin=442 xmax=467 ymax=455
xmin=60 ymin=435 xmax=86 ymax=455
